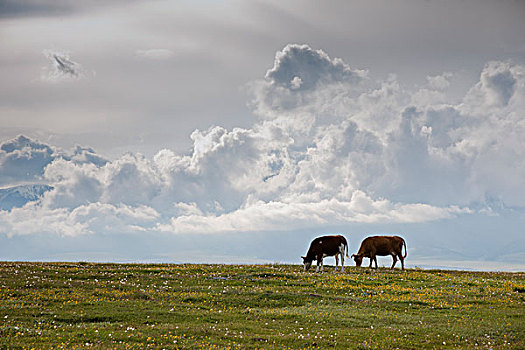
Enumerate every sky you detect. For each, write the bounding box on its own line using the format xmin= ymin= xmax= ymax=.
xmin=1 ymin=0 xmax=525 ymax=271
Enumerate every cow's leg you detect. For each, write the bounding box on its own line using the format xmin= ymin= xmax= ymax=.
xmin=334 ymin=254 xmax=339 ymax=273
xmin=339 ymin=244 xmax=345 ymax=272
xmin=368 ymin=257 xmax=373 ymax=269
xmin=399 ymin=254 xmax=405 ymax=270
xmin=391 ymin=254 xmax=397 ymax=269
xmin=316 ymin=257 xmax=324 ymax=273
xmin=373 ymin=256 xmax=378 ymax=269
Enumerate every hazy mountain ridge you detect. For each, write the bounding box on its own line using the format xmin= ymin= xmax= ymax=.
xmin=0 ymin=184 xmax=53 ymax=211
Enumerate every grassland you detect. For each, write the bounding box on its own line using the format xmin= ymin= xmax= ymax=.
xmin=0 ymin=262 xmax=523 ymax=349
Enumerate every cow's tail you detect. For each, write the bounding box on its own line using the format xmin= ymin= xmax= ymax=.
xmin=402 ymin=237 xmax=407 ymax=258
xmin=345 ymin=237 xmax=349 ymax=258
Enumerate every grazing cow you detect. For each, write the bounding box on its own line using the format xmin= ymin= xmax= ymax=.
xmin=352 ymin=236 xmax=407 ymax=270
xmin=302 ymin=235 xmax=349 ymax=273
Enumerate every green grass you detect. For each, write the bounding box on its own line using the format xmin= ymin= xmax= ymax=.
xmin=0 ymin=262 xmax=523 ymax=349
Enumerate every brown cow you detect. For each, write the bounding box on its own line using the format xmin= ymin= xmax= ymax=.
xmin=352 ymin=235 xmax=407 ymax=270
xmin=302 ymin=235 xmax=349 ymax=272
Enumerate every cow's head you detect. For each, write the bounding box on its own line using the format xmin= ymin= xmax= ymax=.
xmin=352 ymin=254 xmax=363 ymax=267
xmin=302 ymin=256 xmax=314 ymax=271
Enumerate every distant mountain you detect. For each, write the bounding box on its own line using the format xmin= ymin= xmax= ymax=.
xmin=0 ymin=184 xmax=53 ymax=211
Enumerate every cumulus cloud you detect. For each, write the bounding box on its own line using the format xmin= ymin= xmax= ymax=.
xmin=426 ymin=72 xmax=453 ymax=90
xmin=476 ymin=61 xmax=518 ymax=106
xmin=0 ymin=202 xmax=159 ymax=237
xmin=0 ymin=135 xmax=57 ymax=186
xmin=1 ymin=44 xmax=524 ymax=238
xmin=0 ymin=135 xmax=107 ymax=187
xmin=42 ymin=50 xmax=85 ymax=82
xmin=158 ymin=193 xmax=468 ymax=234
xmin=265 ymin=44 xmax=365 ymax=91
xmin=250 ymin=44 xmax=368 ymax=120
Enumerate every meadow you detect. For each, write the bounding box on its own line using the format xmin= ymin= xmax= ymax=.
xmin=0 ymin=262 xmax=523 ymax=349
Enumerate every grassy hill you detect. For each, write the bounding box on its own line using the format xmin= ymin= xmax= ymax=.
xmin=0 ymin=262 xmax=523 ymax=349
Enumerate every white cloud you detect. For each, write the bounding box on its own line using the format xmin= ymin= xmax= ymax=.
xmin=475 ymin=61 xmax=519 ymax=106
xmin=0 ymin=135 xmax=107 ymax=187
xmin=250 ymin=44 xmax=369 ymax=121
xmin=0 ymin=202 xmax=159 ymax=237
xmin=158 ymin=193 xmax=468 ymax=234
xmin=0 ymin=135 xmax=58 ymax=186
xmin=290 ymin=76 xmax=303 ymax=90
xmin=265 ymin=44 xmax=365 ymax=91
xmin=410 ymin=73 xmax=453 ymax=106
xmin=426 ymin=72 xmax=453 ymax=90
xmin=1 ymin=44 xmax=524 ymax=238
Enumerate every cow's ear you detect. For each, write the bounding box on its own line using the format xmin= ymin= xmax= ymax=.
xmin=351 ymin=254 xmax=356 ymax=258
xmin=301 ymin=256 xmax=306 ymax=259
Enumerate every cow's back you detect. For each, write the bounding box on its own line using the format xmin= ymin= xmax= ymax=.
xmin=308 ymin=235 xmax=346 ymax=256
xmin=361 ymin=236 xmax=403 ymax=255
